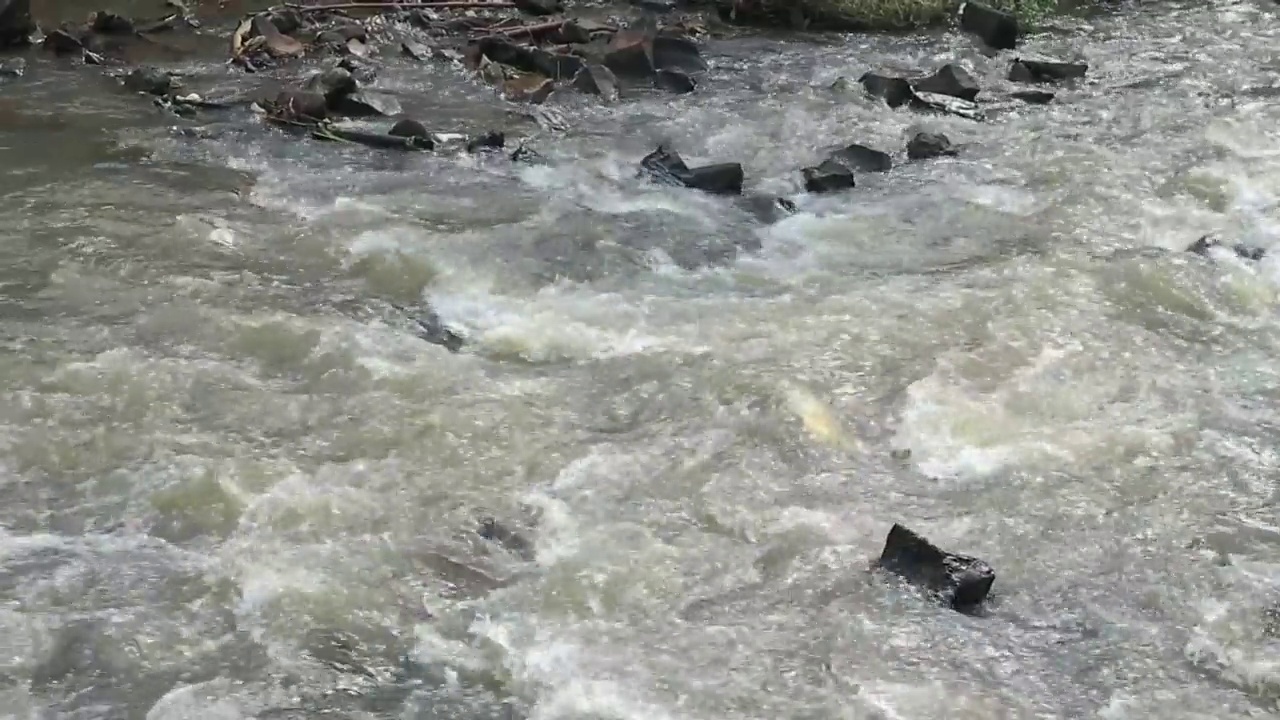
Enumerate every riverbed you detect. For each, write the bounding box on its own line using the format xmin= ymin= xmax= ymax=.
xmin=1 ymin=1 xmax=1279 ymax=718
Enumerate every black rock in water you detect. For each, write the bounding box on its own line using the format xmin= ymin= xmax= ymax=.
xmin=317 ymin=125 xmax=433 ymax=151
xmin=510 ymin=143 xmax=546 ymax=165
xmin=388 ymin=118 xmax=432 ymax=143
xmin=272 ymin=89 xmax=328 ymax=122
xmin=1186 ymin=235 xmax=1266 ymax=262
xmin=859 ymin=72 xmax=917 ymax=108
xmin=877 ymin=523 xmax=995 ymax=611
xmin=90 ymin=11 xmax=135 ymax=35
xmin=334 ymin=91 xmax=401 ymax=118
xmin=306 ymin=66 xmax=358 ymax=106
xmin=652 ymin=35 xmax=706 ymax=74
xmin=1011 ymin=89 xmax=1055 ymax=104
xmin=801 ymin=159 xmax=855 ymax=193
xmin=738 ymin=194 xmax=798 ymax=224
xmin=466 ymin=130 xmax=505 ymax=153
xmin=640 ymin=145 xmax=744 ymax=195
xmin=655 ymin=68 xmax=695 ymax=94
xmin=478 ymin=517 xmax=536 ymax=561
xmin=42 ymin=27 xmax=85 ymax=55
xmin=913 ymin=63 xmax=980 ymax=102
xmin=123 ymin=67 xmax=174 ymax=96
xmin=1009 ymin=59 xmax=1088 ymax=83
xmin=906 ymin=132 xmax=957 ymax=160
xmin=0 ymin=0 xmax=34 ymax=49
xmin=0 ymin=57 xmax=24 ymax=77
xmin=830 ymin=143 xmax=892 ymax=173
xmin=959 ymin=1 xmax=1019 ymax=50
xmin=573 ymin=63 xmax=619 ymax=102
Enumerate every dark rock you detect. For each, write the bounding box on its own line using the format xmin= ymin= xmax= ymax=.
xmin=906 ymin=132 xmax=956 ymax=160
xmin=682 ymin=163 xmax=744 ymax=195
xmin=513 ymin=0 xmax=562 ymax=16
xmin=830 ymin=143 xmax=892 ymax=173
xmin=388 ymin=118 xmax=431 ymax=141
xmin=530 ymin=48 xmax=584 ymax=80
xmin=272 ymin=89 xmax=328 ymax=122
xmin=336 ymin=56 xmax=377 ymax=83
xmin=314 ymin=125 xmax=435 ymax=151
xmin=640 ymin=144 xmax=744 ymax=195
xmin=801 ymin=159 xmax=855 ymax=193
xmin=477 ymin=38 xmax=582 ymax=79
xmin=1011 ymin=89 xmax=1054 ymax=104
xmin=334 ymin=91 xmax=401 ymax=117
xmin=406 ymin=305 xmax=464 ymax=351
xmin=0 ymin=57 xmax=23 ymax=76
xmin=655 ymin=68 xmax=695 ymax=94
xmin=123 ymin=66 xmax=173 ymax=95
xmin=552 ymin=19 xmax=611 ymax=44
xmin=877 ymin=523 xmax=996 ymax=611
xmin=1009 ymin=59 xmax=1088 ymax=83
xmin=42 ymin=27 xmax=85 ymax=55
xmin=603 ymin=28 xmax=655 ymax=78
xmin=959 ymin=1 xmax=1019 ymax=50
xmin=0 ymin=0 xmax=34 ymax=49
xmin=573 ymin=63 xmax=619 ymax=102
xmin=478 ymin=517 xmax=535 ymax=560
xmin=859 ymin=72 xmax=917 ymax=108
xmin=738 ymin=194 xmax=797 ymax=224
xmin=652 ymin=34 xmax=706 ymax=74
xmin=1186 ymin=235 xmax=1266 ymax=262
xmin=502 ymin=73 xmax=554 ymax=104
xmin=306 ymin=66 xmax=358 ymax=105
xmin=401 ymin=40 xmax=430 ymax=61
xmin=267 ymin=7 xmax=304 ymax=36
xmin=466 ymin=130 xmax=505 ymax=153
xmin=510 ymin=143 xmax=546 ymax=164
xmin=250 ymin=13 xmax=303 ymax=58
xmin=913 ymin=63 xmax=980 ymax=102
xmin=90 ymin=11 xmax=135 ymax=35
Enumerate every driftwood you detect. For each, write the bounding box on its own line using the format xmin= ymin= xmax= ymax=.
xmin=478 ymin=18 xmax=567 ymax=36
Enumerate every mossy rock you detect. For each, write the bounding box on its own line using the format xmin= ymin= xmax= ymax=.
xmin=716 ymin=0 xmax=1057 ymax=32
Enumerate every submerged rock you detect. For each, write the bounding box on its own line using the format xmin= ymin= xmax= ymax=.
xmin=801 ymin=158 xmax=854 ymax=193
xmin=334 ymin=91 xmax=401 ymax=118
xmin=1009 ymin=59 xmax=1088 ymax=83
xmin=0 ymin=56 xmax=23 ymax=76
xmin=877 ymin=523 xmax=996 ymax=611
xmin=0 ymin=0 xmax=34 ymax=49
xmin=859 ymin=72 xmax=917 ymax=108
xmin=640 ymin=144 xmax=744 ymax=195
xmin=1186 ymin=235 xmax=1266 ymax=262
xmin=478 ymin=517 xmax=536 ymax=560
xmin=123 ymin=66 xmax=174 ymax=95
xmin=913 ymin=63 xmax=980 ymax=101
xmin=89 ymin=11 xmax=135 ymax=35
xmin=1011 ymin=89 xmax=1054 ymax=104
xmin=466 ymin=130 xmax=505 ymax=153
xmin=655 ymin=68 xmax=695 ymax=94
xmin=829 ymin=143 xmax=892 ymax=172
xmin=959 ymin=1 xmax=1018 ymax=50
xmin=306 ymin=66 xmax=358 ymax=106
xmin=738 ymin=193 xmax=797 ymax=224
xmin=906 ymin=131 xmax=957 ymax=160
xmin=42 ymin=27 xmax=86 ymax=55
xmin=510 ymin=143 xmax=546 ymax=165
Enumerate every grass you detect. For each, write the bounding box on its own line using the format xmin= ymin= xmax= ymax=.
xmin=728 ymin=0 xmax=1064 ymax=31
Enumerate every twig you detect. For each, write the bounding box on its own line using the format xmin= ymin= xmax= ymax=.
xmin=285 ymin=1 xmax=516 ymax=11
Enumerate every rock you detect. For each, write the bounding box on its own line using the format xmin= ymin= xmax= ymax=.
xmin=551 ymin=19 xmax=611 ymax=44
xmin=655 ymin=68 xmax=695 ymax=94
xmin=830 ymin=143 xmax=892 ymax=173
xmin=89 ymin=11 xmax=135 ymax=35
xmin=801 ymin=159 xmax=855 ymax=193
xmin=346 ymin=38 xmax=371 ymax=57
xmin=530 ymin=48 xmax=584 ymax=80
xmin=738 ymin=194 xmax=797 ymax=224
xmin=859 ymin=72 xmax=917 ymax=108
xmin=42 ymin=27 xmax=85 ymax=55
xmin=913 ymin=63 xmax=980 ymax=102
xmin=477 ymin=38 xmax=582 ymax=79
xmin=877 ymin=523 xmax=996 ymax=611
xmin=334 ymin=91 xmax=401 ymax=117
xmin=0 ymin=0 xmax=34 ymax=49
xmin=250 ymin=13 xmax=303 ymax=58
xmin=513 ymin=0 xmax=562 ymax=15
xmin=123 ymin=66 xmax=174 ymax=95
xmin=1011 ymin=89 xmax=1054 ymax=104
xmin=267 ymin=7 xmax=304 ymax=36
xmin=388 ymin=118 xmax=431 ymax=141
xmin=640 ymin=144 xmax=744 ymax=195
xmin=1009 ymin=59 xmax=1088 ymax=83
xmin=652 ymin=34 xmax=706 ymax=74
xmin=478 ymin=517 xmax=535 ymax=560
xmin=401 ymin=40 xmax=431 ymax=61
xmin=272 ymin=89 xmax=328 ymax=122
xmin=510 ymin=143 xmax=546 ymax=164
xmin=906 ymin=132 xmax=956 ymax=160
xmin=573 ymin=63 xmax=619 ymax=101
xmin=314 ymin=124 xmax=435 ymax=151
xmin=406 ymin=305 xmax=464 ymax=351
xmin=466 ymin=130 xmax=505 ymax=153
xmin=959 ymin=1 xmax=1018 ymax=50
xmin=604 ymin=28 xmax=655 ymax=78
xmin=503 ymin=73 xmax=554 ymax=104
xmin=0 ymin=57 xmax=24 ymax=76
xmin=306 ymin=66 xmax=357 ymax=105
xmin=1186 ymin=235 xmax=1265 ymax=261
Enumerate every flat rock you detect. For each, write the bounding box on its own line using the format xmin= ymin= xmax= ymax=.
xmin=401 ymin=40 xmax=431 ymax=61
xmin=877 ymin=523 xmax=996 ymax=611
xmin=123 ymin=66 xmax=174 ymax=95
xmin=250 ymin=13 xmax=303 ymax=58
xmin=830 ymin=143 xmax=892 ymax=172
xmin=859 ymin=72 xmax=917 ymax=108
xmin=913 ymin=63 xmax=980 ymax=102
xmin=654 ymin=68 xmax=695 ymax=94
xmin=573 ymin=63 xmax=619 ymax=102
xmin=0 ymin=0 xmax=34 ymax=49
xmin=1009 ymin=59 xmax=1088 ymax=83
xmin=959 ymin=1 xmax=1018 ymax=50
xmin=306 ymin=66 xmax=358 ymax=105
xmin=801 ymin=159 xmax=854 ymax=193
xmin=906 ymin=131 xmax=956 ymax=160
xmin=1011 ymin=89 xmax=1054 ymax=104
xmin=503 ymin=73 xmax=554 ymax=104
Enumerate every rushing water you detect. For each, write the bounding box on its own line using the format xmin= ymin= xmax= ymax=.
xmin=2 ymin=0 xmax=1280 ymax=718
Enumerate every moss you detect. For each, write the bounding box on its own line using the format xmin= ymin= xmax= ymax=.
xmin=722 ymin=0 xmax=1063 ymax=31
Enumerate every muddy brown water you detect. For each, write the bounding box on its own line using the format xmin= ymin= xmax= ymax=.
xmin=2 ymin=0 xmax=1280 ymax=718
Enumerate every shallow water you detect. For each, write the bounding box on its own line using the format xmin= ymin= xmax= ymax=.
xmin=2 ymin=1 xmax=1280 ymax=718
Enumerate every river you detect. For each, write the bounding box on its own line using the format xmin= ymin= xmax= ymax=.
xmin=1 ymin=0 xmax=1278 ymax=718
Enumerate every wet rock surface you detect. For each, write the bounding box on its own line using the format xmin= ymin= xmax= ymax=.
xmin=878 ymin=523 xmax=997 ymax=611
xmin=906 ymin=131 xmax=956 ymax=160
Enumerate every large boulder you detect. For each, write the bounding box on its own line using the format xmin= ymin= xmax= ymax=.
xmin=877 ymin=523 xmax=995 ymax=611
xmin=913 ymin=63 xmax=980 ymax=101
xmin=0 ymin=0 xmax=34 ymax=49
xmin=959 ymin=1 xmax=1018 ymax=49
xmin=640 ymin=144 xmax=744 ymax=195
